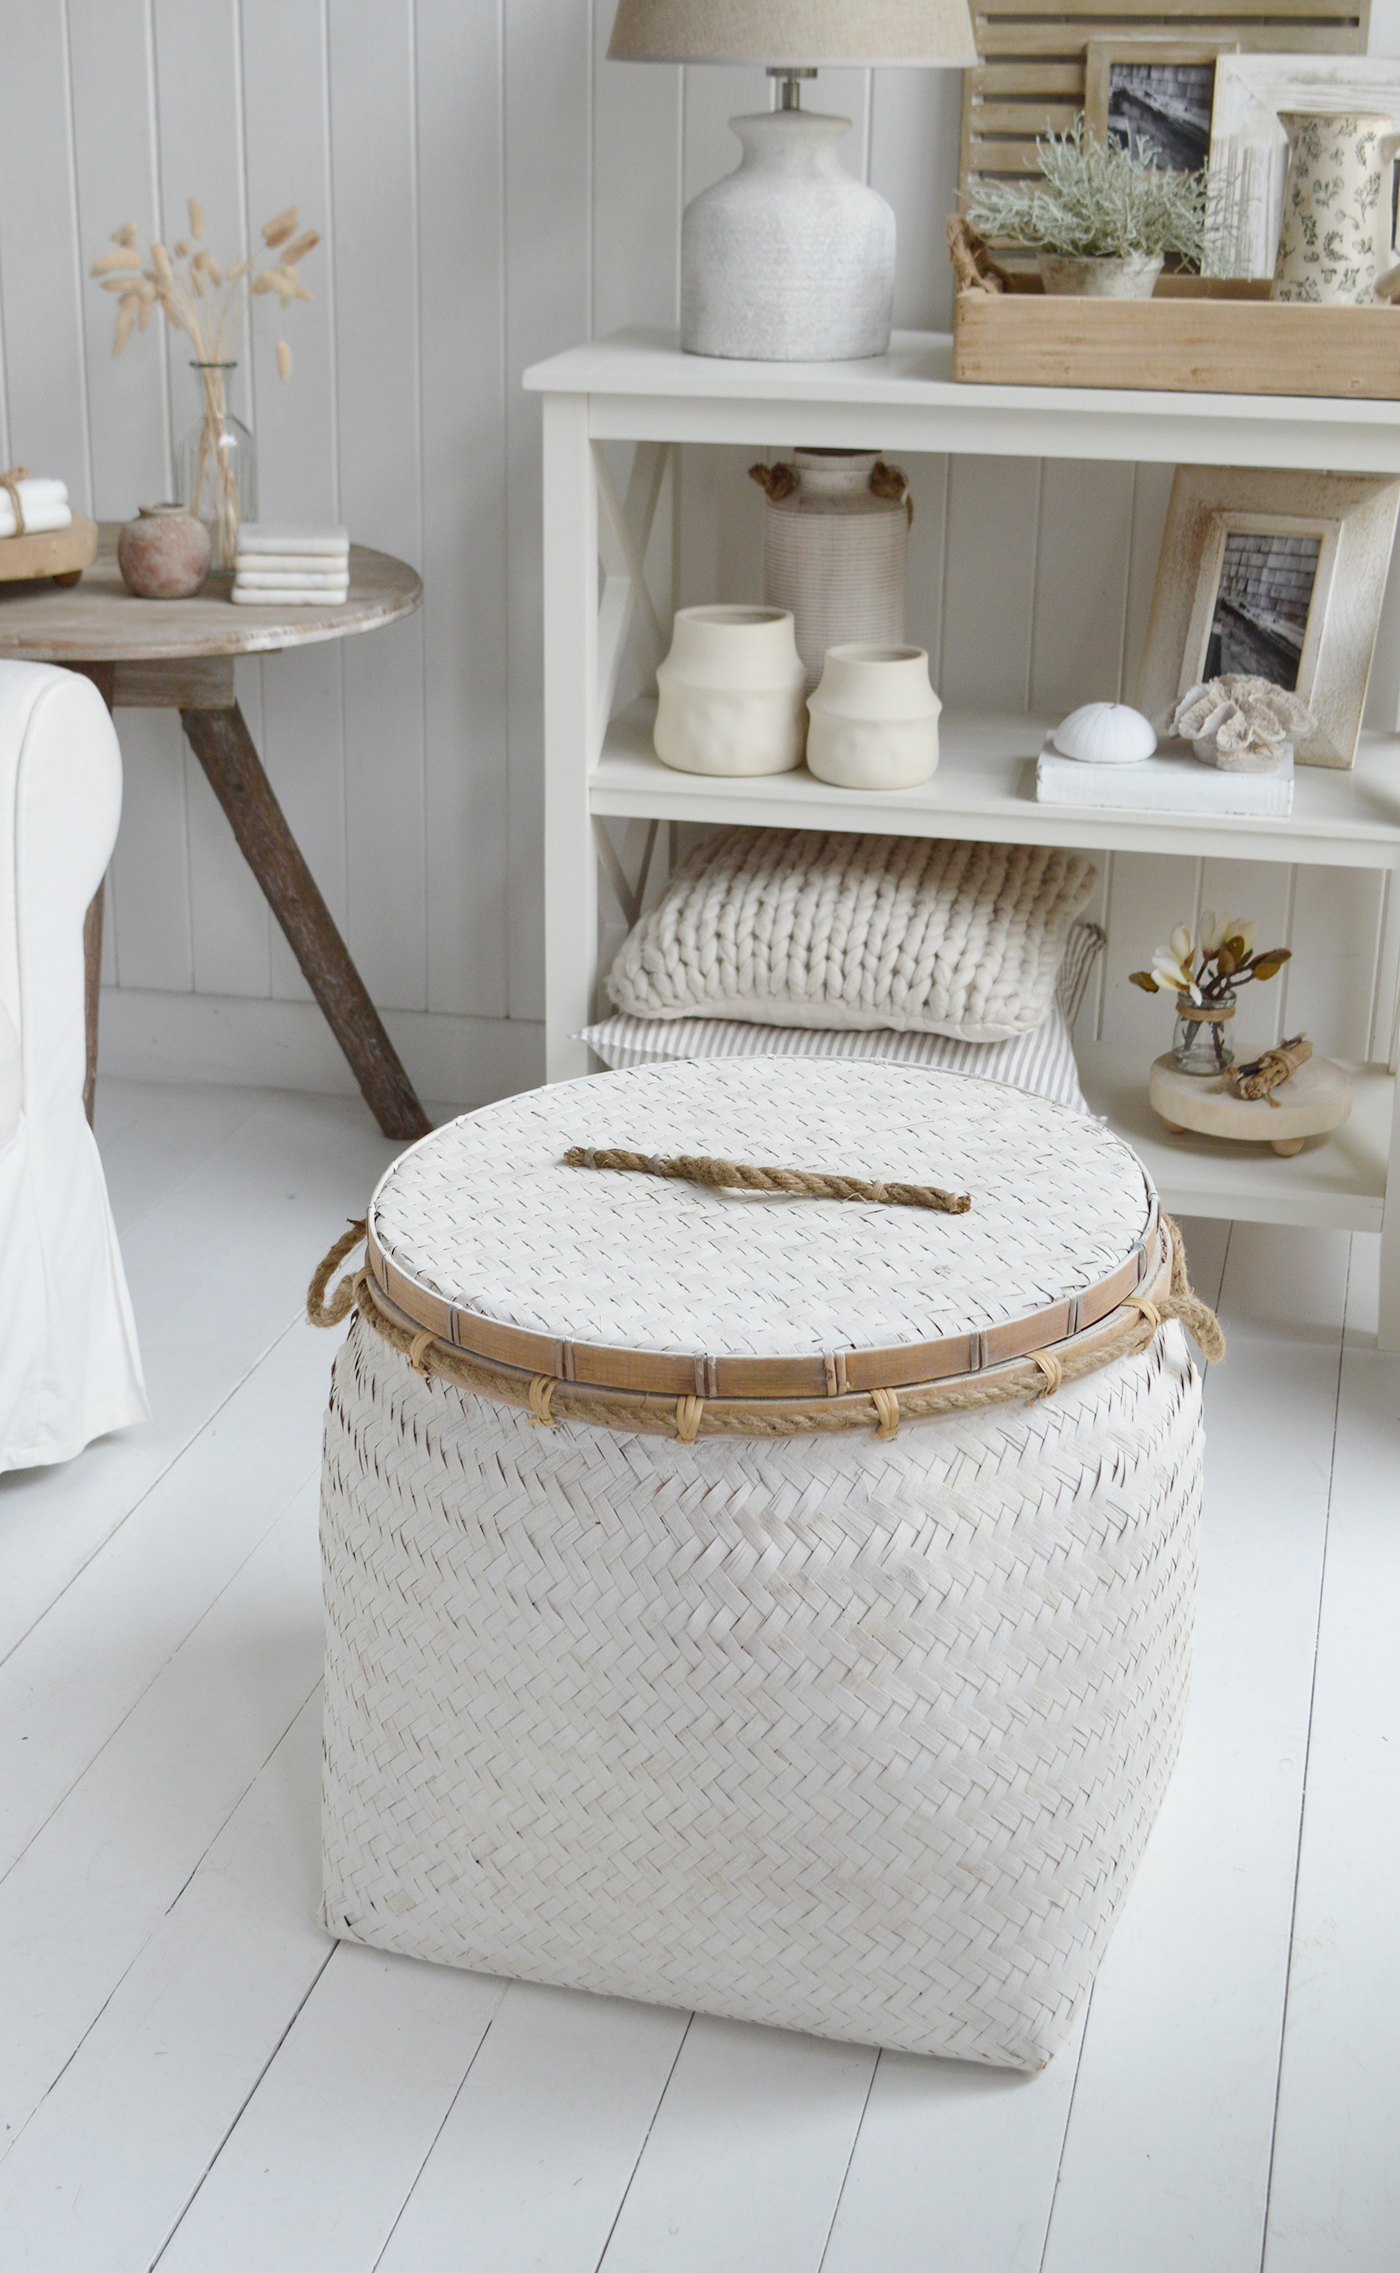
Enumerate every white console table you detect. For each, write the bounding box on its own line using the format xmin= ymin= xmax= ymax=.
xmin=523 ymin=327 xmax=1400 ymax=1346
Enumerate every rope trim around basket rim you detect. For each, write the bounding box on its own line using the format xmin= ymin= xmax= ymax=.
xmin=307 ymin=1212 xmax=1223 ymax=1442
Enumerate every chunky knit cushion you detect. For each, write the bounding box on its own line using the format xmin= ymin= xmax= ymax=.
xmin=606 ymin=829 xmax=1099 ymax=1042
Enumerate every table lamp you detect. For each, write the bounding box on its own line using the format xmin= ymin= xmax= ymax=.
xmin=608 ymin=1 xmax=978 ymax=361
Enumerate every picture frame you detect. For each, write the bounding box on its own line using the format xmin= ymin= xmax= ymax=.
xmin=1205 ymin=54 xmax=1400 ymax=278
xmin=958 ymin=0 xmax=1367 ymax=207
xmin=1083 ymin=39 xmax=1237 ymax=177
xmin=1135 ymin=466 xmax=1400 ymax=768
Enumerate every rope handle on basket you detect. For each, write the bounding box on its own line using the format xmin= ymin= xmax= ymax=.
xmin=562 ymin=1146 xmax=971 ymax=1215
xmin=307 ymin=1218 xmax=369 ymax=1327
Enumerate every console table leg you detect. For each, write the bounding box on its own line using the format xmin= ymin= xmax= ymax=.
xmin=180 ymin=703 xmax=430 ymax=1142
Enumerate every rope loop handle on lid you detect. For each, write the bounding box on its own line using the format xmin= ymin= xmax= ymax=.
xmin=563 ymin=1146 xmax=971 ymax=1216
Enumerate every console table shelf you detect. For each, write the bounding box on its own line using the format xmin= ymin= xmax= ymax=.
xmin=524 ymin=327 xmax=1400 ymax=1345
xmin=594 ymin=696 xmax=1400 ymax=869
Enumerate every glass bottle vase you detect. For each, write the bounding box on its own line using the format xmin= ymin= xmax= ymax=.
xmin=178 ymin=361 xmax=257 ymax=570
xmin=1171 ymin=989 xmax=1237 ymax=1076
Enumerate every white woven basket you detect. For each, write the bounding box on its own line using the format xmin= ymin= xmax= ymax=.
xmin=318 ymin=1060 xmax=1206 ymax=2071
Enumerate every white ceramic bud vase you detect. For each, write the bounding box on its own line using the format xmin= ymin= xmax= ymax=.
xmin=805 ymin=644 xmax=941 ymax=791
xmin=654 ymin=605 xmax=807 ymax=778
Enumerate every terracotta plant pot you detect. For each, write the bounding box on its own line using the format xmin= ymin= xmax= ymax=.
xmin=117 ymin=502 xmax=212 ymax=599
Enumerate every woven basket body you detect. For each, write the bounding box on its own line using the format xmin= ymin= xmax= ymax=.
xmin=319 ymin=1060 xmax=1204 ymax=2071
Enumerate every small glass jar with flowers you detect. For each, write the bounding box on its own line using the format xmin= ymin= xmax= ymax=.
xmin=1130 ymin=916 xmax=1290 ymax=1077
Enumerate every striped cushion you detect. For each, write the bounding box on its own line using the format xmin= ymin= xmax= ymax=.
xmin=577 ymin=1003 xmax=1086 ymax=1113
xmin=580 ymin=920 xmax=1103 ymax=1115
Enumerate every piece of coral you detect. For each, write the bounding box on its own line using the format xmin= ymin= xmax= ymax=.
xmin=1171 ymin=676 xmax=1316 ymax=773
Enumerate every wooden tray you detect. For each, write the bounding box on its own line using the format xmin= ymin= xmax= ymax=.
xmin=952 ymin=275 xmax=1400 ymax=399
xmin=0 ymin=515 xmax=99 ymax=587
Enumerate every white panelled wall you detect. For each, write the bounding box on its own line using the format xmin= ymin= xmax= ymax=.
xmin=2 ymin=0 xmax=1398 ymax=1106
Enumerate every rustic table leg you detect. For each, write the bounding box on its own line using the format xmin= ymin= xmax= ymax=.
xmin=179 ymin=702 xmax=430 ymax=1141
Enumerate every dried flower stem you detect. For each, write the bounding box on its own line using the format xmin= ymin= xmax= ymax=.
xmin=90 ymin=199 xmax=319 ymax=559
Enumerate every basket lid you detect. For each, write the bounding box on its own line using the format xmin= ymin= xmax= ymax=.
xmin=367 ymin=1060 xmax=1158 ymax=1403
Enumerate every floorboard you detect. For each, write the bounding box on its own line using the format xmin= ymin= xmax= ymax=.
xmin=1263 ymin=1233 xmax=1400 ymax=2273
xmin=155 ymin=1941 xmax=506 ymax=2273
xmin=819 ymin=2019 xmax=1087 ymax=2273
xmin=0 ymin=1089 xmax=395 ymax=1661
xmin=597 ymin=2018 xmax=877 ymax=2273
xmin=1040 ymin=1225 xmax=1347 ymax=2273
xmin=375 ymin=1984 xmax=690 ymax=2273
xmin=0 ymin=1696 xmax=327 ymax=2273
xmin=0 ymin=1084 xmax=1384 ymax=2273
xmin=0 ymin=1322 xmax=327 ymax=1880
xmin=0 ymin=1477 xmax=320 ymax=2149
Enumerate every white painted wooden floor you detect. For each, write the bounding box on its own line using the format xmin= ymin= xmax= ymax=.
xmin=2 ymin=1078 xmax=1396 ymax=2273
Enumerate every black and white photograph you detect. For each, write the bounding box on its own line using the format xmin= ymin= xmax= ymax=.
xmin=1203 ymin=527 xmax=1322 ymax=688
xmin=1107 ymin=58 xmax=1217 ymax=171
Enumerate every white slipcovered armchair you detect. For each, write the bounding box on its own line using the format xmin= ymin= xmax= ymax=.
xmin=0 ymin=661 xmax=146 ymax=1470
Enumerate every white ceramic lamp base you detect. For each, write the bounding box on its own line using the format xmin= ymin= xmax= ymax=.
xmin=681 ymin=111 xmax=895 ymax=362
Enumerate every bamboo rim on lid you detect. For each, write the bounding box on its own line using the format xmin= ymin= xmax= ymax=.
xmin=309 ymin=1208 xmax=1222 ymax=1444
xmin=306 ymin=1059 xmax=1224 ymax=1444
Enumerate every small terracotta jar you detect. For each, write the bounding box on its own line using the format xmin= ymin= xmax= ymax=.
xmin=117 ymin=502 xmax=211 ymax=599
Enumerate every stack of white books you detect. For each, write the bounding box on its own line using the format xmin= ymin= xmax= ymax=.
xmin=232 ymin=523 xmax=349 ymax=606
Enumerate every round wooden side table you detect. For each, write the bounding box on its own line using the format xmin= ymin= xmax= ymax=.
xmin=0 ymin=527 xmax=428 ymax=1138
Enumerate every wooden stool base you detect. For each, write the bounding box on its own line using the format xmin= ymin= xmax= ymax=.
xmin=1149 ymin=1054 xmax=1353 ymax=1155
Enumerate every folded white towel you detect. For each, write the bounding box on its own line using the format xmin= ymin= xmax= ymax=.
xmin=235 ymin=521 xmax=348 ymax=558
xmin=231 ymin=583 xmax=349 ymax=607
xmin=228 ymin=553 xmax=349 ymax=576
xmin=0 ymin=475 xmax=72 ymax=540
xmin=233 ymin=567 xmax=353 ymax=590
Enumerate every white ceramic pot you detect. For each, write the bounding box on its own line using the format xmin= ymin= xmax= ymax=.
xmin=805 ymin=644 xmax=941 ymax=791
xmin=654 ymin=605 xmax=807 ymax=777
xmin=759 ymin=450 xmax=909 ymax=687
xmin=681 ymin=111 xmax=895 ymax=361
xmin=1036 ymin=252 xmax=1164 ymax=298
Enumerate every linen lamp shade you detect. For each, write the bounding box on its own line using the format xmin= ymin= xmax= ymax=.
xmin=607 ymin=1 xmax=978 ymax=360
xmin=607 ymin=1 xmax=978 ymax=68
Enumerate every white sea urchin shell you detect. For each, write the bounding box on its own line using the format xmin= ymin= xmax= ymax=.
xmin=1051 ymin=701 xmax=1157 ymax=765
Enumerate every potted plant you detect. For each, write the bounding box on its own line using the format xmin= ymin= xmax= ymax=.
xmin=963 ymin=121 xmax=1216 ymax=299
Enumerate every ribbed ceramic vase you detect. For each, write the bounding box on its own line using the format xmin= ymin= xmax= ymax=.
xmin=759 ymin=451 xmax=909 ymax=688
xmin=806 ymin=644 xmax=941 ymax=790
xmin=653 ymin=605 xmax=807 ymax=777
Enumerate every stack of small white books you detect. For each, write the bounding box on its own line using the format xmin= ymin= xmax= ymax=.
xmin=232 ymin=524 xmax=349 ymax=606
